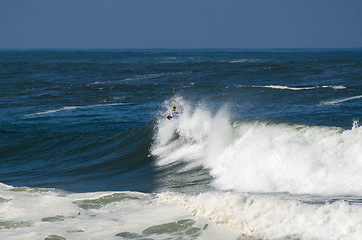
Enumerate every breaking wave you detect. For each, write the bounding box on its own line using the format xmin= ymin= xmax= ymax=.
xmin=151 ymin=98 xmax=362 ymax=196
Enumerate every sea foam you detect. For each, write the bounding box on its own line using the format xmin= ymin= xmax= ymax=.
xmin=1 ymin=183 xmax=361 ymax=240
xmin=158 ymin=191 xmax=362 ymax=240
xmin=0 ymin=184 xmax=238 ymax=240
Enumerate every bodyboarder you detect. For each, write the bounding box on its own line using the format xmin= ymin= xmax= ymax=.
xmin=166 ymin=99 xmax=177 ymax=120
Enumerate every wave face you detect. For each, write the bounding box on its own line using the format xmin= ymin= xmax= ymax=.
xmin=152 ymin=98 xmax=362 ymax=195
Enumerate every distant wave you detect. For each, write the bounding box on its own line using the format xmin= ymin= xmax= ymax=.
xmin=321 ymin=95 xmax=362 ymax=105
xmin=254 ymin=85 xmax=346 ymax=91
xmin=229 ymin=58 xmax=260 ymax=63
xmin=234 ymin=85 xmax=346 ymax=91
xmin=91 ymin=71 xmax=192 ymax=84
xmin=324 ymin=85 xmax=347 ymax=90
xmin=259 ymin=85 xmax=316 ymax=90
xmin=26 ymin=103 xmax=126 ymax=116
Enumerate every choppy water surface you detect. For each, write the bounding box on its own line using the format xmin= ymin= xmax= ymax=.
xmin=1 ymin=49 xmax=361 ymax=239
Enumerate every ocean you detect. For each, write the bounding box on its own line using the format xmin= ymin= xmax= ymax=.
xmin=0 ymin=49 xmax=361 ymax=240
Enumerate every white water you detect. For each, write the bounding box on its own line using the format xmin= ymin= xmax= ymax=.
xmin=152 ymin=98 xmax=362 ymax=196
xmin=0 ymin=184 xmax=239 ymax=240
xmin=158 ymin=192 xmax=362 ymax=240
xmin=1 ymin=183 xmax=361 ymax=240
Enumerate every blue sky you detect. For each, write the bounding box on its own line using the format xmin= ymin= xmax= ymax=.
xmin=1 ymin=0 xmax=361 ymax=49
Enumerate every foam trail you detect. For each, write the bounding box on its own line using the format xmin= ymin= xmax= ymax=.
xmin=91 ymin=71 xmax=192 ymax=84
xmin=152 ymin=99 xmax=362 ymax=195
xmin=26 ymin=103 xmax=125 ymax=116
xmin=321 ymin=95 xmax=362 ymax=105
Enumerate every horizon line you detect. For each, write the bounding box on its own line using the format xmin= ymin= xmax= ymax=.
xmin=1 ymin=47 xmax=362 ymax=51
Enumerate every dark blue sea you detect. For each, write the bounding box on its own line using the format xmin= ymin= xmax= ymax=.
xmin=0 ymin=49 xmax=361 ymax=240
